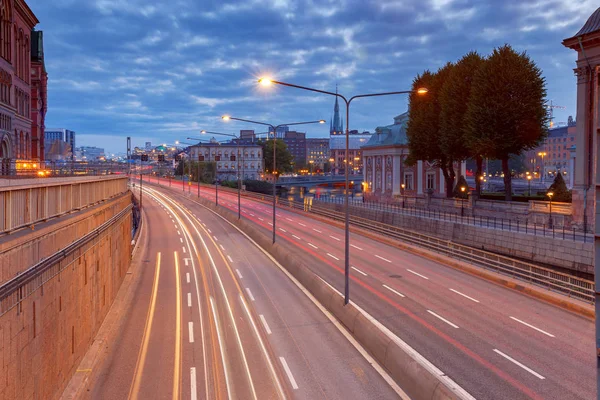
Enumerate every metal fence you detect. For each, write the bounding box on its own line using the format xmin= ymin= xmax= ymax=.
xmin=314 ymin=195 xmax=591 ymax=242
xmin=0 ymin=159 xmax=129 ymax=177
xmin=0 ymin=176 xmax=129 ymax=234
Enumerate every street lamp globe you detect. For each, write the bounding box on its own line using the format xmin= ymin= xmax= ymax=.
xmin=221 ymin=115 xmax=230 ymax=121
xmin=417 ymin=87 xmax=429 ymax=95
xmin=258 ymin=77 xmax=273 ymax=86
xmin=319 ymin=119 xmax=326 ymax=124
xmin=461 ymin=186 xmax=466 ymax=192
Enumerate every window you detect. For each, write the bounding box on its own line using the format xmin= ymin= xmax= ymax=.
xmin=426 ymin=173 xmax=435 ymax=190
xmin=403 ymin=173 xmax=413 ymax=190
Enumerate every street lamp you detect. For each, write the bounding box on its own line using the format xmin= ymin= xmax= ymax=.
xmin=309 ymin=159 xmax=314 ymax=175
xmin=460 ymin=186 xmax=467 ymax=217
xmin=179 ymin=141 xmax=196 ymax=193
xmin=259 ymin=77 xmax=427 ymax=304
xmin=527 ymin=174 xmax=533 ymax=197
xmin=222 ymin=115 xmax=325 ymax=244
xmin=193 ymin=131 xmax=243 ymax=219
xmin=538 ymin=152 xmax=547 ymax=183
xmin=547 ymin=191 xmax=554 ymax=228
xmin=401 ymin=183 xmax=406 ymax=208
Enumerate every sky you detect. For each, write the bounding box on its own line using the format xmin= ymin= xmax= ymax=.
xmin=28 ymin=0 xmax=599 ymax=155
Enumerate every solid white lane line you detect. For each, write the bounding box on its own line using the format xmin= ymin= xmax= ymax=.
xmin=313 ymin=228 xmax=322 ymax=233
xmin=308 ymin=243 xmax=318 ymax=249
xmin=375 ymin=255 xmax=392 ymax=263
xmin=327 ymin=253 xmax=340 ymax=261
xmin=227 ymin=255 xmax=233 ymax=263
xmin=329 ymin=235 xmax=341 ymax=241
xmin=292 ymin=235 xmax=301 ymax=240
xmin=493 ymin=349 xmax=545 ymax=379
xmin=259 ymin=315 xmax=272 ymax=335
xmin=209 ymin=297 xmax=233 ymax=396
xmin=279 ymin=357 xmax=299 ymax=390
xmin=351 ymin=266 xmax=367 ymax=276
xmin=188 ymin=322 xmax=195 ymax=343
xmin=407 ymin=269 xmax=429 ymax=280
xmin=298 ymin=222 xmax=306 ymax=227
xmin=383 ymin=284 xmax=405 ymax=298
xmin=190 ymin=367 xmax=197 ymax=400
xmin=350 ymin=244 xmax=364 ymax=250
xmin=177 ymin=230 xmax=181 ymax=235
xmin=245 ymin=288 xmax=255 ymax=301
xmin=236 ymin=269 xmax=243 ymax=279
xmin=180 ymin=237 xmax=184 ymax=243
xmin=186 ymin=273 xmax=190 ymax=283
xmin=213 ymin=236 xmax=218 ymax=241
xmin=219 ymin=244 xmax=225 ymax=251
xmin=509 ymin=317 xmax=555 ymax=338
xmin=187 ymin=293 xmax=192 ymax=307
xmin=427 ymin=310 xmax=459 ymax=329
xmin=449 ymin=288 xmax=480 ymax=303
xmin=182 ymin=247 xmax=187 ymax=253
xmin=279 ymin=228 xmax=287 ymax=232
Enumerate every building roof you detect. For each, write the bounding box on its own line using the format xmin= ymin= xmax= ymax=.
xmin=362 ymin=111 xmax=409 ymax=148
xmin=574 ymin=7 xmax=600 ymax=36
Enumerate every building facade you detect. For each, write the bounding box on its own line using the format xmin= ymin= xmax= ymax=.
xmin=0 ymin=0 xmax=39 ymax=173
xmin=45 ymin=128 xmax=75 ymax=160
xmin=362 ymin=111 xmax=465 ymax=198
xmin=282 ymin=130 xmax=306 ymax=167
xmin=30 ymin=28 xmax=46 ymax=161
xmin=306 ymin=138 xmax=329 ymax=169
xmin=189 ymin=142 xmax=263 ymax=181
xmin=76 ymin=146 xmax=104 ymax=161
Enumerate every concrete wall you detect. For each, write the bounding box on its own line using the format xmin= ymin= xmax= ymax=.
xmin=0 ymin=195 xmax=132 ymax=400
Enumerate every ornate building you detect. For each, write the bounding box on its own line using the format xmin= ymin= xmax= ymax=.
xmin=189 ymin=141 xmax=263 ymax=181
xmin=0 ymin=0 xmax=40 ymax=174
xmin=30 ymin=28 xmax=46 ymax=161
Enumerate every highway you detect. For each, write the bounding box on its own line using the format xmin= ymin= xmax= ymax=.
xmin=149 ymin=177 xmax=595 ymax=400
xmin=88 ymin=182 xmax=402 ymax=399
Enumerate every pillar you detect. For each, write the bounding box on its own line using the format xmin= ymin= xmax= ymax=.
xmin=393 ymin=155 xmax=401 ymax=195
xmin=439 ymin=168 xmax=445 ymax=195
xmin=417 ymin=160 xmax=423 ymax=195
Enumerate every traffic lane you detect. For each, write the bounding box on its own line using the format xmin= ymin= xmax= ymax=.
xmin=90 ymin=193 xmax=179 ymax=400
xmin=152 ymin=187 xmax=286 ymax=400
xmin=187 ymin=201 xmax=401 ymax=400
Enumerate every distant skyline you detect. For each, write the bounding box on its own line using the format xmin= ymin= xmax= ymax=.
xmin=29 ymin=0 xmax=598 ymax=154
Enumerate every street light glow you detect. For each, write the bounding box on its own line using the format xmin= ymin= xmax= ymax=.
xmin=547 ymin=191 xmax=554 ymax=198
xmin=201 ymin=130 xmax=206 ymax=134
xmin=175 ymin=141 xmax=179 ymax=144
xmin=417 ymin=87 xmax=429 ymax=95
xmin=258 ymin=77 xmax=273 ymax=86
xmin=461 ymin=186 xmax=466 ymax=192
xmin=319 ymin=119 xmax=325 ymax=124
xmin=221 ymin=115 xmax=230 ymax=121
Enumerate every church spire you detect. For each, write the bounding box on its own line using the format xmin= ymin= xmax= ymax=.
xmin=331 ymin=84 xmax=342 ymax=135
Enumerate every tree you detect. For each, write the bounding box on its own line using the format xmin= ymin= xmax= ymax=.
xmin=260 ymin=139 xmax=294 ymax=175
xmin=406 ymin=63 xmax=456 ymax=197
xmin=439 ymin=52 xmax=485 ymax=195
xmin=465 ymin=44 xmax=549 ymax=201
xmin=453 ymin=175 xmax=469 ymax=199
xmin=548 ymin=173 xmax=571 ymax=202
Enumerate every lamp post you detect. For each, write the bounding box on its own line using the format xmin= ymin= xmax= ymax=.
xmin=538 ymin=152 xmax=547 ymax=183
xmin=179 ymin=141 xmax=195 ymax=194
xmin=527 ymin=174 xmax=533 ymax=197
xmin=309 ymin=159 xmax=314 ymax=175
xmin=401 ymin=183 xmax=406 ymax=208
xmin=192 ymin=131 xmax=243 ymax=219
xmin=222 ymin=115 xmax=325 ymax=244
xmin=547 ymin=191 xmax=554 ymax=228
xmin=258 ymin=77 xmax=428 ymax=305
xmin=460 ymin=186 xmax=467 ymax=217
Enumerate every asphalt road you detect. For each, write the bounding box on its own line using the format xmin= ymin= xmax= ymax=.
xmin=88 ymin=182 xmax=401 ymax=400
xmin=151 ymin=177 xmax=595 ymax=400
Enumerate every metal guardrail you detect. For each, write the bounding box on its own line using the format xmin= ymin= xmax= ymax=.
xmin=0 ymin=176 xmax=128 ymax=234
xmin=0 ymin=204 xmax=133 ymax=317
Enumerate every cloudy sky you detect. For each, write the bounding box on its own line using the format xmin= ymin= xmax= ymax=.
xmin=28 ymin=0 xmax=598 ymax=154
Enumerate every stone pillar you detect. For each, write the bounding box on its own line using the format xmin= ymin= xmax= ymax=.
xmin=393 ymin=155 xmax=401 ymax=195
xmin=417 ymin=160 xmax=423 ymax=195
xmin=381 ymin=155 xmax=386 ymax=193
xmin=461 ymin=161 xmax=467 ymax=178
xmin=439 ymin=168 xmax=445 ymax=195
xmin=568 ymin=146 xmax=576 ymax=189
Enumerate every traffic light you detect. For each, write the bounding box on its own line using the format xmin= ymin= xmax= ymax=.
xmin=141 ymin=154 xmax=149 ymax=162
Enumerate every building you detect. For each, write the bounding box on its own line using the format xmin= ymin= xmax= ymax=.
xmin=240 ymin=130 xmax=255 ymax=141
xmin=0 ymin=0 xmax=40 ymax=173
xmin=282 ymin=130 xmax=306 ymax=167
xmin=145 ymin=141 xmax=152 ymax=151
xmin=330 ymin=87 xmax=344 ymax=135
xmin=30 ymin=28 xmax=46 ymax=161
xmin=362 ymin=111 xmax=465 ymax=198
xmin=189 ymin=141 xmax=263 ymax=181
xmin=306 ymin=138 xmax=330 ymax=169
xmin=76 ymin=146 xmax=104 ymax=161
xmin=45 ymin=128 xmax=75 ymax=160
xmin=525 ymin=116 xmax=576 ymax=182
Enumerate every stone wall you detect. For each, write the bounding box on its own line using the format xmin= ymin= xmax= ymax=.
xmin=0 ymin=194 xmax=132 ymax=400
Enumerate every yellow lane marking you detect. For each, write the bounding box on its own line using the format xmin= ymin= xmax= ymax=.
xmin=129 ymin=252 xmax=161 ymax=400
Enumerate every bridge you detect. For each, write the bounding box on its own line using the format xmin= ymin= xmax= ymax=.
xmin=277 ymin=174 xmax=363 ymax=188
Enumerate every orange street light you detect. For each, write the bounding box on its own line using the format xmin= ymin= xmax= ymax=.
xmin=258 ymin=77 xmax=273 ymax=86
xmin=221 ymin=115 xmax=230 ymax=121
xmin=417 ymin=87 xmax=429 ymax=95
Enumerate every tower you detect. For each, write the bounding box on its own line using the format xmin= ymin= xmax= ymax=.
xmin=330 ymin=85 xmax=344 ymax=135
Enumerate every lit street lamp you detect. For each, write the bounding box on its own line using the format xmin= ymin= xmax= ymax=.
xmin=460 ymin=186 xmax=467 ymax=217
xmin=538 ymin=152 xmax=547 ymax=183
xmin=179 ymin=141 xmax=196 ymax=193
xmin=401 ymin=183 xmax=406 ymax=208
xmin=222 ymin=115 xmax=325 ymax=244
xmin=547 ymin=191 xmax=554 ymax=228
xmin=309 ymin=159 xmax=314 ymax=175
xmin=259 ymin=77 xmax=427 ymax=304
xmin=527 ymin=174 xmax=533 ymax=197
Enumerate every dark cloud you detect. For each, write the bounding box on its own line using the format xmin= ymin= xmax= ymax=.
xmin=28 ymin=0 xmax=597 ymax=152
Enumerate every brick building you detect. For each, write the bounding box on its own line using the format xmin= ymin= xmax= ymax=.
xmin=282 ymin=130 xmax=306 ymax=167
xmin=30 ymin=28 xmax=46 ymax=161
xmin=0 ymin=0 xmax=41 ymax=174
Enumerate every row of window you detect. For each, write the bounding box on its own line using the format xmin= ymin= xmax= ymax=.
xmin=371 ymin=172 xmax=438 ymax=192
xmin=0 ymin=14 xmax=30 ymax=84
xmin=15 ymin=87 xmax=29 ymax=118
xmin=0 ymin=112 xmax=10 ymax=131
xmin=13 ymin=129 xmax=30 ymax=159
xmin=217 ymin=163 xmax=261 ymax=169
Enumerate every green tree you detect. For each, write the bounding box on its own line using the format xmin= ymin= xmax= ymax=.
xmin=453 ymin=175 xmax=469 ymax=199
xmin=406 ymin=63 xmax=456 ymax=197
xmin=465 ymin=45 xmax=549 ymax=201
xmin=260 ymin=139 xmax=294 ymax=175
xmin=439 ymin=52 xmax=486 ymax=195
xmin=548 ymin=173 xmax=571 ymax=202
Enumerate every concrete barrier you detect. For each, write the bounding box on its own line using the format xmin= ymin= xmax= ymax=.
xmin=167 ymin=188 xmax=468 ymax=400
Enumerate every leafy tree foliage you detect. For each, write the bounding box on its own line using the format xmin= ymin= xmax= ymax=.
xmin=548 ymin=173 xmax=571 ymax=202
xmin=260 ymin=139 xmax=294 ymax=175
xmin=465 ymin=45 xmax=548 ymax=201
